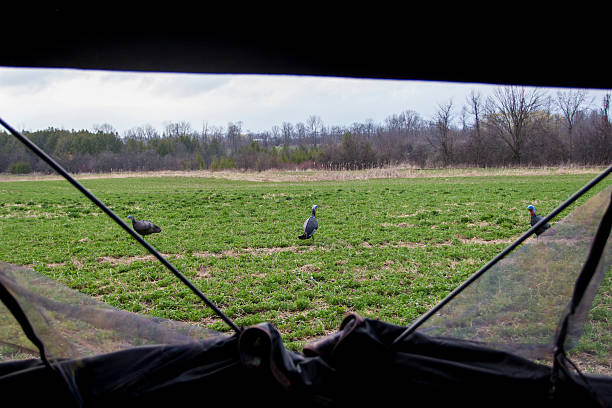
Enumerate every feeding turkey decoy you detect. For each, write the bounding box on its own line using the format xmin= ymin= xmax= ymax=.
xmin=298 ymin=205 xmax=318 ymax=240
xmin=127 ymin=215 xmax=162 ymax=236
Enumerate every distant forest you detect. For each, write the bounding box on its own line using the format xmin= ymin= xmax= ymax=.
xmin=1 ymin=86 xmax=610 ymax=174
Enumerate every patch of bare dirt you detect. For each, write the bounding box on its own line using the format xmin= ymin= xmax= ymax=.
xmin=195 ymin=265 xmax=212 ymax=279
xmin=466 ymin=221 xmax=492 ymax=227
xmin=458 ymin=237 xmax=514 ymax=245
xmin=193 ymin=246 xmax=319 ymax=258
xmin=95 ymin=253 xmax=184 ymax=265
xmin=46 ymin=262 xmax=66 ymax=268
xmin=360 ymin=241 xmax=453 ymax=249
xmin=0 ymin=210 xmax=59 ymax=219
xmin=192 ymin=251 xmax=224 ymax=259
xmin=299 ymin=264 xmax=321 ymax=274
xmin=380 ymin=222 xmax=416 ymax=228
xmin=44 ymin=246 xmax=327 ymax=269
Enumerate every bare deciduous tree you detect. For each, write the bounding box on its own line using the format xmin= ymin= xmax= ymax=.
xmin=555 ymin=89 xmax=589 ymax=162
xmin=426 ymin=100 xmax=455 ymax=166
xmin=227 ymin=121 xmax=242 ymax=155
xmin=485 ymin=86 xmax=544 ymax=164
xmin=465 ymin=91 xmax=487 ymax=166
xmin=295 ymin=122 xmax=307 ymax=145
xmin=93 ymin=123 xmax=117 ymax=135
xmin=281 ymin=122 xmax=293 ymax=147
xmin=201 ymin=121 xmax=210 ymax=143
xmin=164 ymin=121 xmax=192 ymax=138
xmin=142 ymin=124 xmax=160 ymax=140
xmin=270 ymin=125 xmax=280 ymax=145
xmin=592 ymin=93 xmax=611 ymax=163
xmin=306 ymin=115 xmax=323 ymax=149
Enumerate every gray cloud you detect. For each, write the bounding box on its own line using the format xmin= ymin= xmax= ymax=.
xmin=1 ymin=67 xmax=609 ymax=135
xmin=94 ymin=71 xmax=234 ymax=98
xmin=0 ymin=68 xmax=75 ymax=93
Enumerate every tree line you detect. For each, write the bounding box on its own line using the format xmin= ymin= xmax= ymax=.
xmin=1 ymin=86 xmax=610 ymax=174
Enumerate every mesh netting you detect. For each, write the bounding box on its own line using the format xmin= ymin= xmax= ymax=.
xmin=0 ymin=262 xmax=228 ymax=363
xmin=417 ymin=186 xmax=612 ymax=373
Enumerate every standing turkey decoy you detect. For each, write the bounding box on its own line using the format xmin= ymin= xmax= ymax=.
xmin=298 ymin=205 xmax=318 ymax=240
xmin=127 ymin=215 xmax=162 ymax=236
xmin=527 ymin=205 xmax=551 ymax=237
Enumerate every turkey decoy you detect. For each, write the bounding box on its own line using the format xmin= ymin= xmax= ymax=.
xmin=127 ymin=215 xmax=162 ymax=236
xmin=527 ymin=205 xmax=551 ymax=237
xmin=298 ymin=205 xmax=318 ymax=240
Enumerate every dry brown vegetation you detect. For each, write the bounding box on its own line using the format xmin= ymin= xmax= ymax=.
xmin=0 ymin=165 xmax=606 ymax=183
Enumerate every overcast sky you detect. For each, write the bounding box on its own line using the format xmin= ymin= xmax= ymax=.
xmin=1 ymin=67 xmax=610 ymax=136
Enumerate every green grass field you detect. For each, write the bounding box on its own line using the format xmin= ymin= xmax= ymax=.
xmin=0 ymin=169 xmax=610 ymax=353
